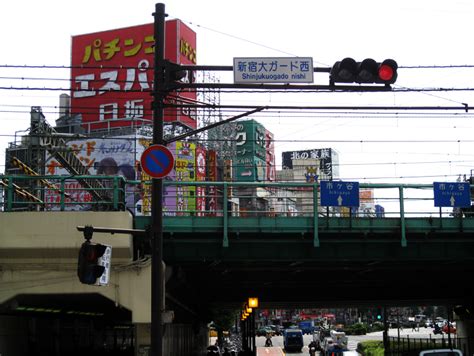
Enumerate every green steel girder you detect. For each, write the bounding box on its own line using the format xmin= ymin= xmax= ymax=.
xmin=138 ymin=216 xmax=474 ymax=235
xmin=133 ymin=215 xmax=474 ymax=308
xmin=135 ymin=215 xmax=474 ymax=262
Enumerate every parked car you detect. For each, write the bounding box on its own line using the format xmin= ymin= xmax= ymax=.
xmin=256 ymin=326 xmax=274 ymax=336
xmin=442 ymin=323 xmax=456 ymax=334
xmin=269 ymin=325 xmax=283 ymax=336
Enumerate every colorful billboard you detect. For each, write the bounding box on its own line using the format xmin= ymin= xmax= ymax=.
xmin=45 ymin=135 xmax=148 ymax=211
xmin=71 ymin=20 xmax=197 ymax=131
xmin=234 ymin=120 xmax=268 ymax=182
xmin=207 ymin=150 xmax=218 ymax=216
xmin=195 ymin=146 xmax=207 ymax=216
xmin=140 ymin=141 xmax=196 ymax=216
xmin=282 ymin=148 xmax=339 ymax=179
xmin=265 ymin=129 xmax=276 ymax=181
xmin=174 ymin=141 xmax=196 ymax=215
xmin=44 ymin=136 xmax=199 ymax=215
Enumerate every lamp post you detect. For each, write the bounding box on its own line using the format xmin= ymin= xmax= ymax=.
xmin=241 ymin=298 xmax=258 ymax=355
xmin=248 ymin=298 xmax=258 ymax=355
xmin=151 ymin=3 xmax=166 ymax=356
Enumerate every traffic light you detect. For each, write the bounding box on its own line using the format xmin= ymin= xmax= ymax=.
xmin=77 ymin=241 xmax=108 ymax=285
xmin=330 ymin=58 xmax=398 ymax=85
xmin=165 ymin=61 xmax=189 ymax=85
xmin=454 ymin=305 xmax=471 ymax=319
xmin=376 ymin=307 xmax=383 ymax=321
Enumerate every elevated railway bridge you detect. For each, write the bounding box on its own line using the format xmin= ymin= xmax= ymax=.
xmin=1 ymin=176 xmax=474 ymax=355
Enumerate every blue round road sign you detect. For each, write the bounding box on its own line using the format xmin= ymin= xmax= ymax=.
xmin=140 ymin=144 xmax=174 ymax=178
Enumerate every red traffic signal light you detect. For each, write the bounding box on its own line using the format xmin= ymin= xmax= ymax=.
xmin=330 ymin=58 xmax=398 ymax=85
xmin=77 ymin=241 xmax=107 ymax=285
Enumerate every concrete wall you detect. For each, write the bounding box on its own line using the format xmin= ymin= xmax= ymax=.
xmin=0 ymin=211 xmax=154 ymax=323
xmin=0 ymin=316 xmax=28 ymax=356
xmin=0 ymin=211 xmax=208 ymax=355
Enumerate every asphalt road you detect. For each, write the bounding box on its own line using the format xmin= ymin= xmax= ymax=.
xmin=254 ymin=327 xmax=450 ymax=355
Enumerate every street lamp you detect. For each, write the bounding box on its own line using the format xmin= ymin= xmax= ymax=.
xmin=248 ymin=297 xmax=259 ymax=309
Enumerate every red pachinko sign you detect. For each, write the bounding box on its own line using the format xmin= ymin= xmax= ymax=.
xmin=70 ymin=20 xmax=197 ymax=131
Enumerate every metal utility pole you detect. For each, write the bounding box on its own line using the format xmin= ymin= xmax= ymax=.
xmin=151 ymin=3 xmax=166 ymax=356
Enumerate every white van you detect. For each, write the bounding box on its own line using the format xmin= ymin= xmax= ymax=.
xmin=419 ymin=349 xmax=462 ymax=356
xmin=415 ymin=314 xmax=427 ymax=323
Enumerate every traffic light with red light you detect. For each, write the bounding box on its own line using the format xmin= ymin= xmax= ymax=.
xmin=330 ymin=58 xmax=398 ymax=86
xmin=77 ymin=241 xmax=107 ymax=285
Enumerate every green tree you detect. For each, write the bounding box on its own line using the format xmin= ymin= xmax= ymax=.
xmin=209 ymin=307 xmax=239 ymax=346
xmin=424 ymin=305 xmax=435 ymax=318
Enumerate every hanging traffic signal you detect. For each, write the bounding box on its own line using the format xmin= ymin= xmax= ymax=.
xmin=454 ymin=305 xmax=471 ymax=319
xmin=376 ymin=307 xmax=383 ymax=321
xmin=330 ymin=58 xmax=398 ymax=86
xmin=166 ymin=61 xmax=188 ymax=83
xmin=77 ymin=241 xmax=109 ymax=285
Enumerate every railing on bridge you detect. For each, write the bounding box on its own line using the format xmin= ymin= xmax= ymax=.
xmin=0 ymin=174 xmax=127 ymax=211
xmin=1 ymin=175 xmax=473 ymax=247
xmin=1 ymin=175 xmax=467 ymax=216
xmin=387 ymin=335 xmax=473 ymax=355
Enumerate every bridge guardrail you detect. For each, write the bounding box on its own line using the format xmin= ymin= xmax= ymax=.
xmin=387 ymin=335 xmax=473 ymax=355
xmin=3 ymin=177 xmax=469 ymax=216
xmin=2 ymin=176 xmax=473 ymax=247
xmin=0 ymin=174 xmax=126 ymax=211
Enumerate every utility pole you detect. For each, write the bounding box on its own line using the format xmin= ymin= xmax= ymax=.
xmin=151 ymin=3 xmax=166 ymax=356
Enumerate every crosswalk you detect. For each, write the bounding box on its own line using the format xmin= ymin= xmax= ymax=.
xmin=347 ymin=338 xmax=359 ymax=351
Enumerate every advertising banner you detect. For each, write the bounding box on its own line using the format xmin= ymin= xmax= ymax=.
xmin=174 ymin=141 xmax=196 ymax=215
xmin=45 ymin=136 xmax=198 ymax=215
xmin=141 ymin=141 xmax=196 ymax=217
xmin=282 ymin=148 xmax=339 ymax=179
xmin=45 ymin=135 xmax=148 ymax=211
xmin=195 ymin=146 xmax=207 ymax=216
xmin=234 ymin=120 xmax=267 ymax=182
xmin=207 ymin=150 xmax=218 ymax=216
xmin=71 ymin=20 xmax=197 ymax=131
xmin=265 ymin=129 xmax=276 ymax=181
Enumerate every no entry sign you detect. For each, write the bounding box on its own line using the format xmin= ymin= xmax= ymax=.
xmin=140 ymin=144 xmax=174 ymax=179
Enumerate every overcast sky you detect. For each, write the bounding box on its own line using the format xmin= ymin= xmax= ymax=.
xmin=1 ymin=0 xmax=474 ymax=200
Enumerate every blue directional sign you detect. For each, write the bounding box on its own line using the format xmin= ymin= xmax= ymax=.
xmin=433 ymin=182 xmax=471 ymax=207
xmin=140 ymin=144 xmax=174 ymax=179
xmin=320 ymin=180 xmax=360 ymax=207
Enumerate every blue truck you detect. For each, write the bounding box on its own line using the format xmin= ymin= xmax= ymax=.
xmin=283 ymin=328 xmax=304 ymax=352
xmin=298 ymin=320 xmax=315 ymax=334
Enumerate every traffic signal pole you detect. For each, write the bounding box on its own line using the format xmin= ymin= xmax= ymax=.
xmin=151 ymin=4 xmax=166 ymax=356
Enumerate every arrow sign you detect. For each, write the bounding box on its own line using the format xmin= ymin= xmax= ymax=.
xmin=433 ymin=181 xmax=471 ymax=208
xmin=320 ymin=180 xmax=360 ymax=207
xmin=140 ymin=144 xmax=175 ymax=179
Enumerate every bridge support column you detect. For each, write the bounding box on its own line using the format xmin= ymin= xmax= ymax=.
xmin=135 ymin=323 xmax=152 ymax=356
xmin=454 ymin=319 xmax=474 ymax=352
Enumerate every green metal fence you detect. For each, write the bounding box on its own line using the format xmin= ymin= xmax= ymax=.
xmin=0 ymin=174 xmax=126 ymax=211
xmin=0 ymin=175 xmax=471 ymax=221
xmin=387 ymin=335 xmax=473 ymax=355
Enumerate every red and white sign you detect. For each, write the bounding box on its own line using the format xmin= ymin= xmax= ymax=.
xmin=71 ymin=20 xmax=197 ymax=131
